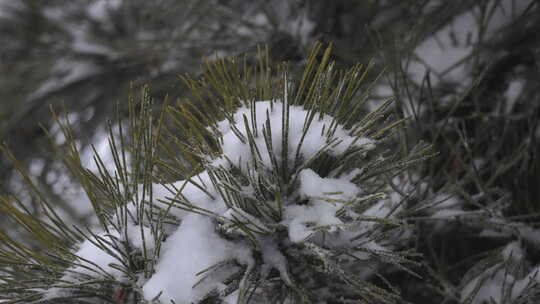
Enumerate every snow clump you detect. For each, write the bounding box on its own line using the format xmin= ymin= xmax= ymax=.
xmin=49 ymin=100 xmax=413 ymax=303
xmin=140 ymin=100 xmax=406 ymax=303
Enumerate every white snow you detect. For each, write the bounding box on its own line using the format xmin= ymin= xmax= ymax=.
xmin=461 ymin=265 xmax=511 ymax=304
xmin=284 ymin=168 xmax=359 ymax=242
xmin=44 ymin=231 xmax=124 ymax=299
xmin=139 ymin=101 xmax=379 ymax=302
xmin=260 ymin=237 xmax=293 ymax=285
xmin=511 ymin=267 xmax=540 ymax=300
xmin=142 ymin=214 xmax=252 ymax=303
xmin=126 ymin=221 xmax=155 ymax=252
xmin=401 ymin=0 xmax=534 ymax=120
xmin=460 ymin=241 xmax=539 ymax=304
xmin=503 ymin=79 xmax=525 ymax=114
xmin=223 ymin=290 xmax=240 ymax=303
xmin=298 ymin=168 xmax=360 ymax=200
xmin=28 ymin=125 xmax=127 ymax=229
xmin=87 ymin=0 xmax=122 ymax=22
xmin=408 ymin=9 xmax=476 ymax=86
xmin=501 ymin=240 xmax=524 ymax=261
xmin=79 ymin=125 xmax=129 ymax=175
xmin=45 ymin=99 xmax=406 ymax=303
xmin=151 ymin=171 xmax=228 ymax=219
xmin=70 ymin=231 xmax=124 ymax=279
xmin=410 ymin=0 xmax=532 ymax=87
xmin=285 ymin=204 xmax=342 ymax=243
xmin=29 ymin=159 xmax=46 ymax=176
xmin=213 ymin=101 xmax=374 ymax=171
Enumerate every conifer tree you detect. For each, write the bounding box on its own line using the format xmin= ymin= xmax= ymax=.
xmin=2 ymin=1 xmax=540 ymax=303
xmin=0 ymin=44 xmax=436 ymax=304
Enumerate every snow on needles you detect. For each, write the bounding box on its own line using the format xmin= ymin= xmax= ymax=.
xmin=143 ymin=214 xmax=253 ymax=302
xmin=51 ymin=100 xmax=399 ymax=303
xmin=140 ymin=101 xmax=382 ymax=303
xmin=461 ymin=241 xmax=540 ymax=304
xmin=139 ymin=101 xmax=388 ymax=303
xmin=43 ymin=231 xmax=124 ymax=300
xmin=284 ymin=168 xmax=359 ymax=242
xmin=213 ymin=100 xmax=374 ymax=170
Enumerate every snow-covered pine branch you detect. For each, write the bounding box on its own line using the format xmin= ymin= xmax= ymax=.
xmin=1 ymin=44 xmax=434 ymax=304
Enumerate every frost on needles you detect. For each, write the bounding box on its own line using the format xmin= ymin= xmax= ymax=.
xmin=0 ymin=44 xmax=434 ymax=304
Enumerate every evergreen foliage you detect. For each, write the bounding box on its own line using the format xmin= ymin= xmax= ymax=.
xmin=1 ymin=1 xmax=540 ymax=304
xmin=0 ymin=44 xmax=435 ymax=303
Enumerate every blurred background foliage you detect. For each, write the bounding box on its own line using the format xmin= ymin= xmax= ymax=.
xmin=0 ymin=0 xmax=539 ymax=301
